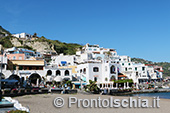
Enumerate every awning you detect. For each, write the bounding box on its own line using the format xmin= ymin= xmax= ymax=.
xmin=118 ymin=75 xmax=127 ymax=77
xmin=73 ymin=83 xmax=87 ymax=85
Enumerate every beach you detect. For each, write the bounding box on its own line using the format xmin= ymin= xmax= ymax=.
xmin=14 ymin=93 xmax=170 ymax=113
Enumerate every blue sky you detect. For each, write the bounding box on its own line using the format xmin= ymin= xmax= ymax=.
xmin=0 ymin=0 xmax=170 ymax=62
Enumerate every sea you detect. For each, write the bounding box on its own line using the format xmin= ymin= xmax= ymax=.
xmin=128 ymin=92 xmax=170 ymax=99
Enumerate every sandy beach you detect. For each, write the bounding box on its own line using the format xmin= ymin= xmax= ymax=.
xmin=14 ymin=93 xmax=170 ymax=113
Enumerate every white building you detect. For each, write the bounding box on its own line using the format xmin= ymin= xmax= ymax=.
xmin=51 ymin=54 xmax=76 ymax=66
xmin=12 ymin=33 xmax=32 ymax=40
xmin=49 ymin=43 xmax=163 ymax=89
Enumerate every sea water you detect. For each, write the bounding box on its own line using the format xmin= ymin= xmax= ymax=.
xmin=130 ymin=92 xmax=170 ymax=99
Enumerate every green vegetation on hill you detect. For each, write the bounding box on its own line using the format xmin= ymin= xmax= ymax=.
xmin=0 ymin=36 xmax=13 ymax=48
xmin=131 ymin=58 xmax=170 ymax=77
xmin=0 ymin=26 xmax=11 ymax=35
xmin=35 ymin=36 xmax=82 ymax=55
xmin=131 ymin=57 xmax=153 ymax=64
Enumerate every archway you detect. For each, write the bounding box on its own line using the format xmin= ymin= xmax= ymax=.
xmin=8 ymin=74 xmax=20 ymax=82
xmin=47 ymin=70 xmax=52 ymax=76
xmin=110 ymin=75 xmax=116 ymax=81
xmin=110 ymin=65 xmax=116 ymax=74
xmin=65 ymin=70 xmax=69 ymax=76
xmin=29 ymin=73 xmax=41 ymax=85
xmin=56 ymin=70 xmax=61 ymax=76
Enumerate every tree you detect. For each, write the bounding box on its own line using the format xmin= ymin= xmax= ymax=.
xmin=86 ymin=80 xmax=100 ymax=93
xmin=33 ymin=33 xmax=37 ymax=37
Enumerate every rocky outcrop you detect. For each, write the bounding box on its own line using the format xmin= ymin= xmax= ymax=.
xmin=10 ymin=38 xmax=22 ymax=47
xmin=25 ymin=41 xmax=55 ymax=53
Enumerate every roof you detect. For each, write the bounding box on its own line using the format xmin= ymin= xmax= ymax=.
xmin=158 ymin=70 xmax=164 ymax=72
xmin=92 ymin=51 xmax=100 ymax=54
xmin=10 ymin=60 xmax=44 ymax=66
xmin=118 ymin=74 xmax=127 ymax=78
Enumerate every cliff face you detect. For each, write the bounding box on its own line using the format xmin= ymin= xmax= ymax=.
xmin=10 ymin=38 xmax=22 ymax=47
xmin=9 ymin=37 xmax=56 ymax=53
xmin=24 ymin=41 xmax=55 ymax=53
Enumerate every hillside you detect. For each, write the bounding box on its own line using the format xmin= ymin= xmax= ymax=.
xmin=0 ymin=26 xmax=11 ymax=35
xmin=131 ymin=58 xmax=170 ymax=77
xmin=0 ymin=26 xmax=82 ymax=55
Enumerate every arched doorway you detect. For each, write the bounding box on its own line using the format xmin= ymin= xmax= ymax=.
xmin=65 ymin=70 xmax=69 ymax=76
xmin=110 ymin=75 xmax=116 ymax=81
xmin=56 ymin=70 xmax=61 ymax=76
xmin=29 ymin=73 xmax=41 ymax=85
xmin=47 ymin=70 xmax=52 ymax=76
xmin=94 ymin=77 xmax=97 ymax=82
xmin=8 ymin=74 xmax=20 ymax=82
xmin=110 ymin=65 xmax=116 ymax=74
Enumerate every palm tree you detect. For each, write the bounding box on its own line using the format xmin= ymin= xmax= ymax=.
xmin=86 ymin=80 xmax=100 ymax=93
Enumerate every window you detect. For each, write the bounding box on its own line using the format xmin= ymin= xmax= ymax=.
xmin=122 ymin=63 xmax=124 ymax=66
xmin=97 ymin=57 xmax=102 ymax=60
xmin=135 ymin=67 xmax=137 ymax=71
xmin=128 ymin=63 xmax=131 ymax=66
xmin=47 ymin=70 xmax=52 ymax=75
xmin=83 ymin=68 xmax=86 ymax=74
xmin=105 ymin=66 xmax=107 ymax=71
xmin=110 ymin=65 xmax=116 ymax=74
xmin=56 ymin=70 xmax=61 ymax=76
xmin=93 ymin=67 xmax=99 ymax=72
xmin=13 ymin=56 xmax=16 ymax=60
xmin=80 ymin=69 xmax=82 ymax=73
xmin=136 ymin=72 xmax=138 ymax=76
xmin=119 ymin=59 xmax=121 ymax=61
xmin=89 ymin=48 xmax=92 ymax=50
xmin=125 ymin=67 xmax=127 ymax=71
xmin=142 ymin=67 xmax=145 ymax=71
xmin=65 ymin=70 xmax=69 ymax=76
xmin=129 ymin=68 xmax=132 ymax=70
xmin=94 ymin=49 xmax=97 ymax=51
xmin=19 ymin=56 xmax=22 ymax=60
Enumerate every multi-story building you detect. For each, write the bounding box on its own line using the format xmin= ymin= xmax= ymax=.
xmin=5 ymin=47 xmax=42 ymax=60
xmin=51 ymin=43 xmax=163 ymax=89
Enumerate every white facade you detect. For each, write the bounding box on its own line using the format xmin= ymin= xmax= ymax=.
xmin=51 ymin=54 xmax=76 ymax=66
xmin=45 ymin=67 xmax=72 ymax=82
xmin=76 ymin=62 xmax=118 ymax=84
xmin=12 ymin=33 xmax=32 ymax=39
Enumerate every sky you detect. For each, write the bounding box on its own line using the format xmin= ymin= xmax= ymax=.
xmin=0 ymin=0 xmax=170 ymax=62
